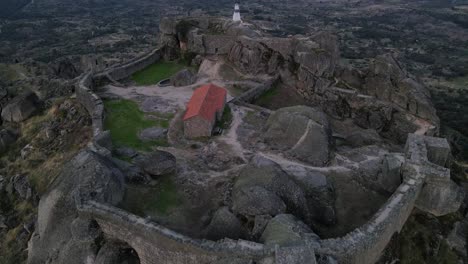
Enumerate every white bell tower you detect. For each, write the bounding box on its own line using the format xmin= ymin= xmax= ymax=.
xmin=233 ymin=3 xmax=241 ymax=22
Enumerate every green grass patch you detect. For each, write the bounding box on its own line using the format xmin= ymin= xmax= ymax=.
xmin=217 ymin=105 xmax=233 ymax=129
xmin=120 ymin=175 xmax=181 ymax=216
xmin=131 ymin=61 xmax=187 ymax=86
xmin=104 ymin=99 xmax=170 ymax=151
xmin=255 ymin=86 xmax=280 ymax=107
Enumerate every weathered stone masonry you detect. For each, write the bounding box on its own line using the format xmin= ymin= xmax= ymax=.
xmin=74 ymin=47 xmax=463 ymax=264
xmin=317 ymin=134 xmax=462 ymax=264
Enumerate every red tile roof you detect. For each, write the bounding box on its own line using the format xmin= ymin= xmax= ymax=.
xmin=183 ymin=84 xmax=227 ymax=121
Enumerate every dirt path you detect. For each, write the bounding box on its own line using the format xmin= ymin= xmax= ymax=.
xmin=102 ymin=77 xmax=236 ymax=108
xmin=258 ymin=152 xmax=351 ymax=174
xmin=218 ymin=104 xmax=250 ymax=162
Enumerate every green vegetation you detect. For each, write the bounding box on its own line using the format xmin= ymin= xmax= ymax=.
xmin=131 ymin=61 xmax=186 ymax=86
xmin=255 ymin=86 xmax=280 ymax=107
xmin=397 ymin=214 xmax=460 ymax=264
xmin=120 ymin=175 xmax=181 ymax=216
xmin=431 ymin=84 xmax=468 ymax=160
xmin=104 ymin=99 xmax=170 ymax=151
xmin=217 ymin=105 xmax=233 ymax=129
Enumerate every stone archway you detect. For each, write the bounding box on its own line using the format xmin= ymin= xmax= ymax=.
xmin=94 ymin=240 xmax=141 ymax=264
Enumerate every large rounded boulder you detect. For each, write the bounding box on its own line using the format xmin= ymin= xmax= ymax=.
xmin=232 ymin=155 xmax=310 ymax=223
xmin=170 ymin=68 xmax=195 ymax=87
xmin=0 ymin=128 xmax=16 ymax=153
xmin=260 ymin=214 xmax=320 ymax=247
xmin=1 ymin=91 xmax=39 ymax=123
xmin=203 ymin=207 xmax=245 ymax=241
xmin=134 ymin=150 xmax=176 ymax=178
xmin=27 ymin=150 xmax=125 ymax=264
xmin=263 ymin=106 xmax=332 ymax=166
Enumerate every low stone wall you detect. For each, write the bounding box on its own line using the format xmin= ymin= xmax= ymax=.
xmin=233 ymin=77 xmax=279 ymax=103
xmin=72 ymin=43 xmax=460 ymax=264
xmin=317 ymin=134 xmax=459 ymax=264
xmin=76 ymin=71 xmax=104 ymax=137
xmin=76 ymin=71 xmax=112 ymax=155
xmin=77 ymin=201 xmax=274 ymax=264
xmin=94 ymin=48 xmax=163 ymax=83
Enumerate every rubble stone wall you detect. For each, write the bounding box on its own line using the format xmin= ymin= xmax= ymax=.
xmin=77 ymin=201 xmax=273 ymax=264
xmin=317 ymin=134 xmax=458 ymax=264
xmin=234 ymin=77 xmax=279 ymax=103
xmin=94 ymin=48 xmax=163 ymax=82
xmin=76 ymin=71 xmax=104 ymax=137
xmin=73 ymin=38 xmax=460 ymax=263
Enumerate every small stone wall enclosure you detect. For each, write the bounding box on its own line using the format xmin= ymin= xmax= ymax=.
xmin=75 ymin=47 xmax=462 ymax=264
xmin=94 ymin=47 xmax=163 ymax=84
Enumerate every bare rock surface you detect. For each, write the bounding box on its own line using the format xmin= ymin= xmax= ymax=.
xmin=1 ymin=91 xmax=39 ymax=123
xmin=27 ymin=150 xmax=124 ymax=264
xmin=170 ymin=68 xmax=195 ymax=87
xmin=138 ymin=127 xmax=167 ymax=141
xmin=232 ymin=186 xmax=287 ymax=217
xmin=0 ymin=128 xmax=16 ymax=153
xmin=134 ymin=150 xmax=176 ymax=177
xmin=232 ymin=156 xmax=313 ymax=226
xmin=8 ymin=174 xmax=34 ymax=200
xmin=263 ymin=106 xmax=331 ymax=166
xmin=203 ymin=207 xmax=244 ymax=241
xmin=260 ymin=214 xmax=320 ymax=247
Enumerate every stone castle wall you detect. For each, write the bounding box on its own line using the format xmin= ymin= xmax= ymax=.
xmin=76 ymin=71 xmax=104 ymax=137
xmin=76 ymin=201 xmax=274 ymax=264
xmin=94 ymin=48 xmax=163 ymax=83
xmin=73 ymin=41 xmax=461 ymax=264
xmin=317 ymin=134 xmax=458 ymax=264
xmin=234 ymin=77 xmax=279 ymax=103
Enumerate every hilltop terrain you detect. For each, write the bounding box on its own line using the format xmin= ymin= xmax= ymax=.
xmin=0 ymin=0 xmax=468 ymax=264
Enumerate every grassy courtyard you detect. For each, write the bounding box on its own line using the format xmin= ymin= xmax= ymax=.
xmin=131 ymin=61 xmax=187 ymax=86
xmin=104 ymin=99 xmax=170 ymax=151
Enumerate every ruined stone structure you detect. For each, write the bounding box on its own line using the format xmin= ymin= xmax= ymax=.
xmin=27 ymin=17 xmax=463 ymax=264
xmin=68 ymin=66 xmax=462 ymax=263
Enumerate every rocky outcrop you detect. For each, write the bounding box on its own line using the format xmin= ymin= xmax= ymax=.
xmin=52 ymin=58 xmax=80 ymax=79
xmin=233 ymin=156 xmax=310 ymax=223
xmin=134 ymin=150 xmax=176 ymax=178
xmin=170 ymin=69 xmax=195 ymax=87
xmin=288 ymin=171 xmax=336 ymax=226
xmin=232 ymin=186 xmax=287 ymax=217
xmin=8 ymin=174 xmax=34 ymax=201
xmin=362 ymin=54 xmax=438 ymax=122
xmin=263 ymin=106 xmax=332 ymax=166
xmin=0 ymin=128 xmax=16 ymax=153
xmin=27 ymin=150 xmax=124 ymax=264
xmin=203 ymin=207 xmax=245 ymax=241
xmin=161 ymin=17 xmax=439 ymax=145
xmin=1 ymin=91 xmax=39 ymax=123
xmin=231 ymin=155 xmax=336 ymax=229
xmin=260 ymin=214 xmax=320 ymax=247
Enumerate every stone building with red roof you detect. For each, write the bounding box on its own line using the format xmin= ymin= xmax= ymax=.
xmin=183 ymin=84 xmax=227 ymax=138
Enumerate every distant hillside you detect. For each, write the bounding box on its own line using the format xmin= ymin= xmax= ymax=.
xmin=0 ymin=0 xmax=30 ymax=17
